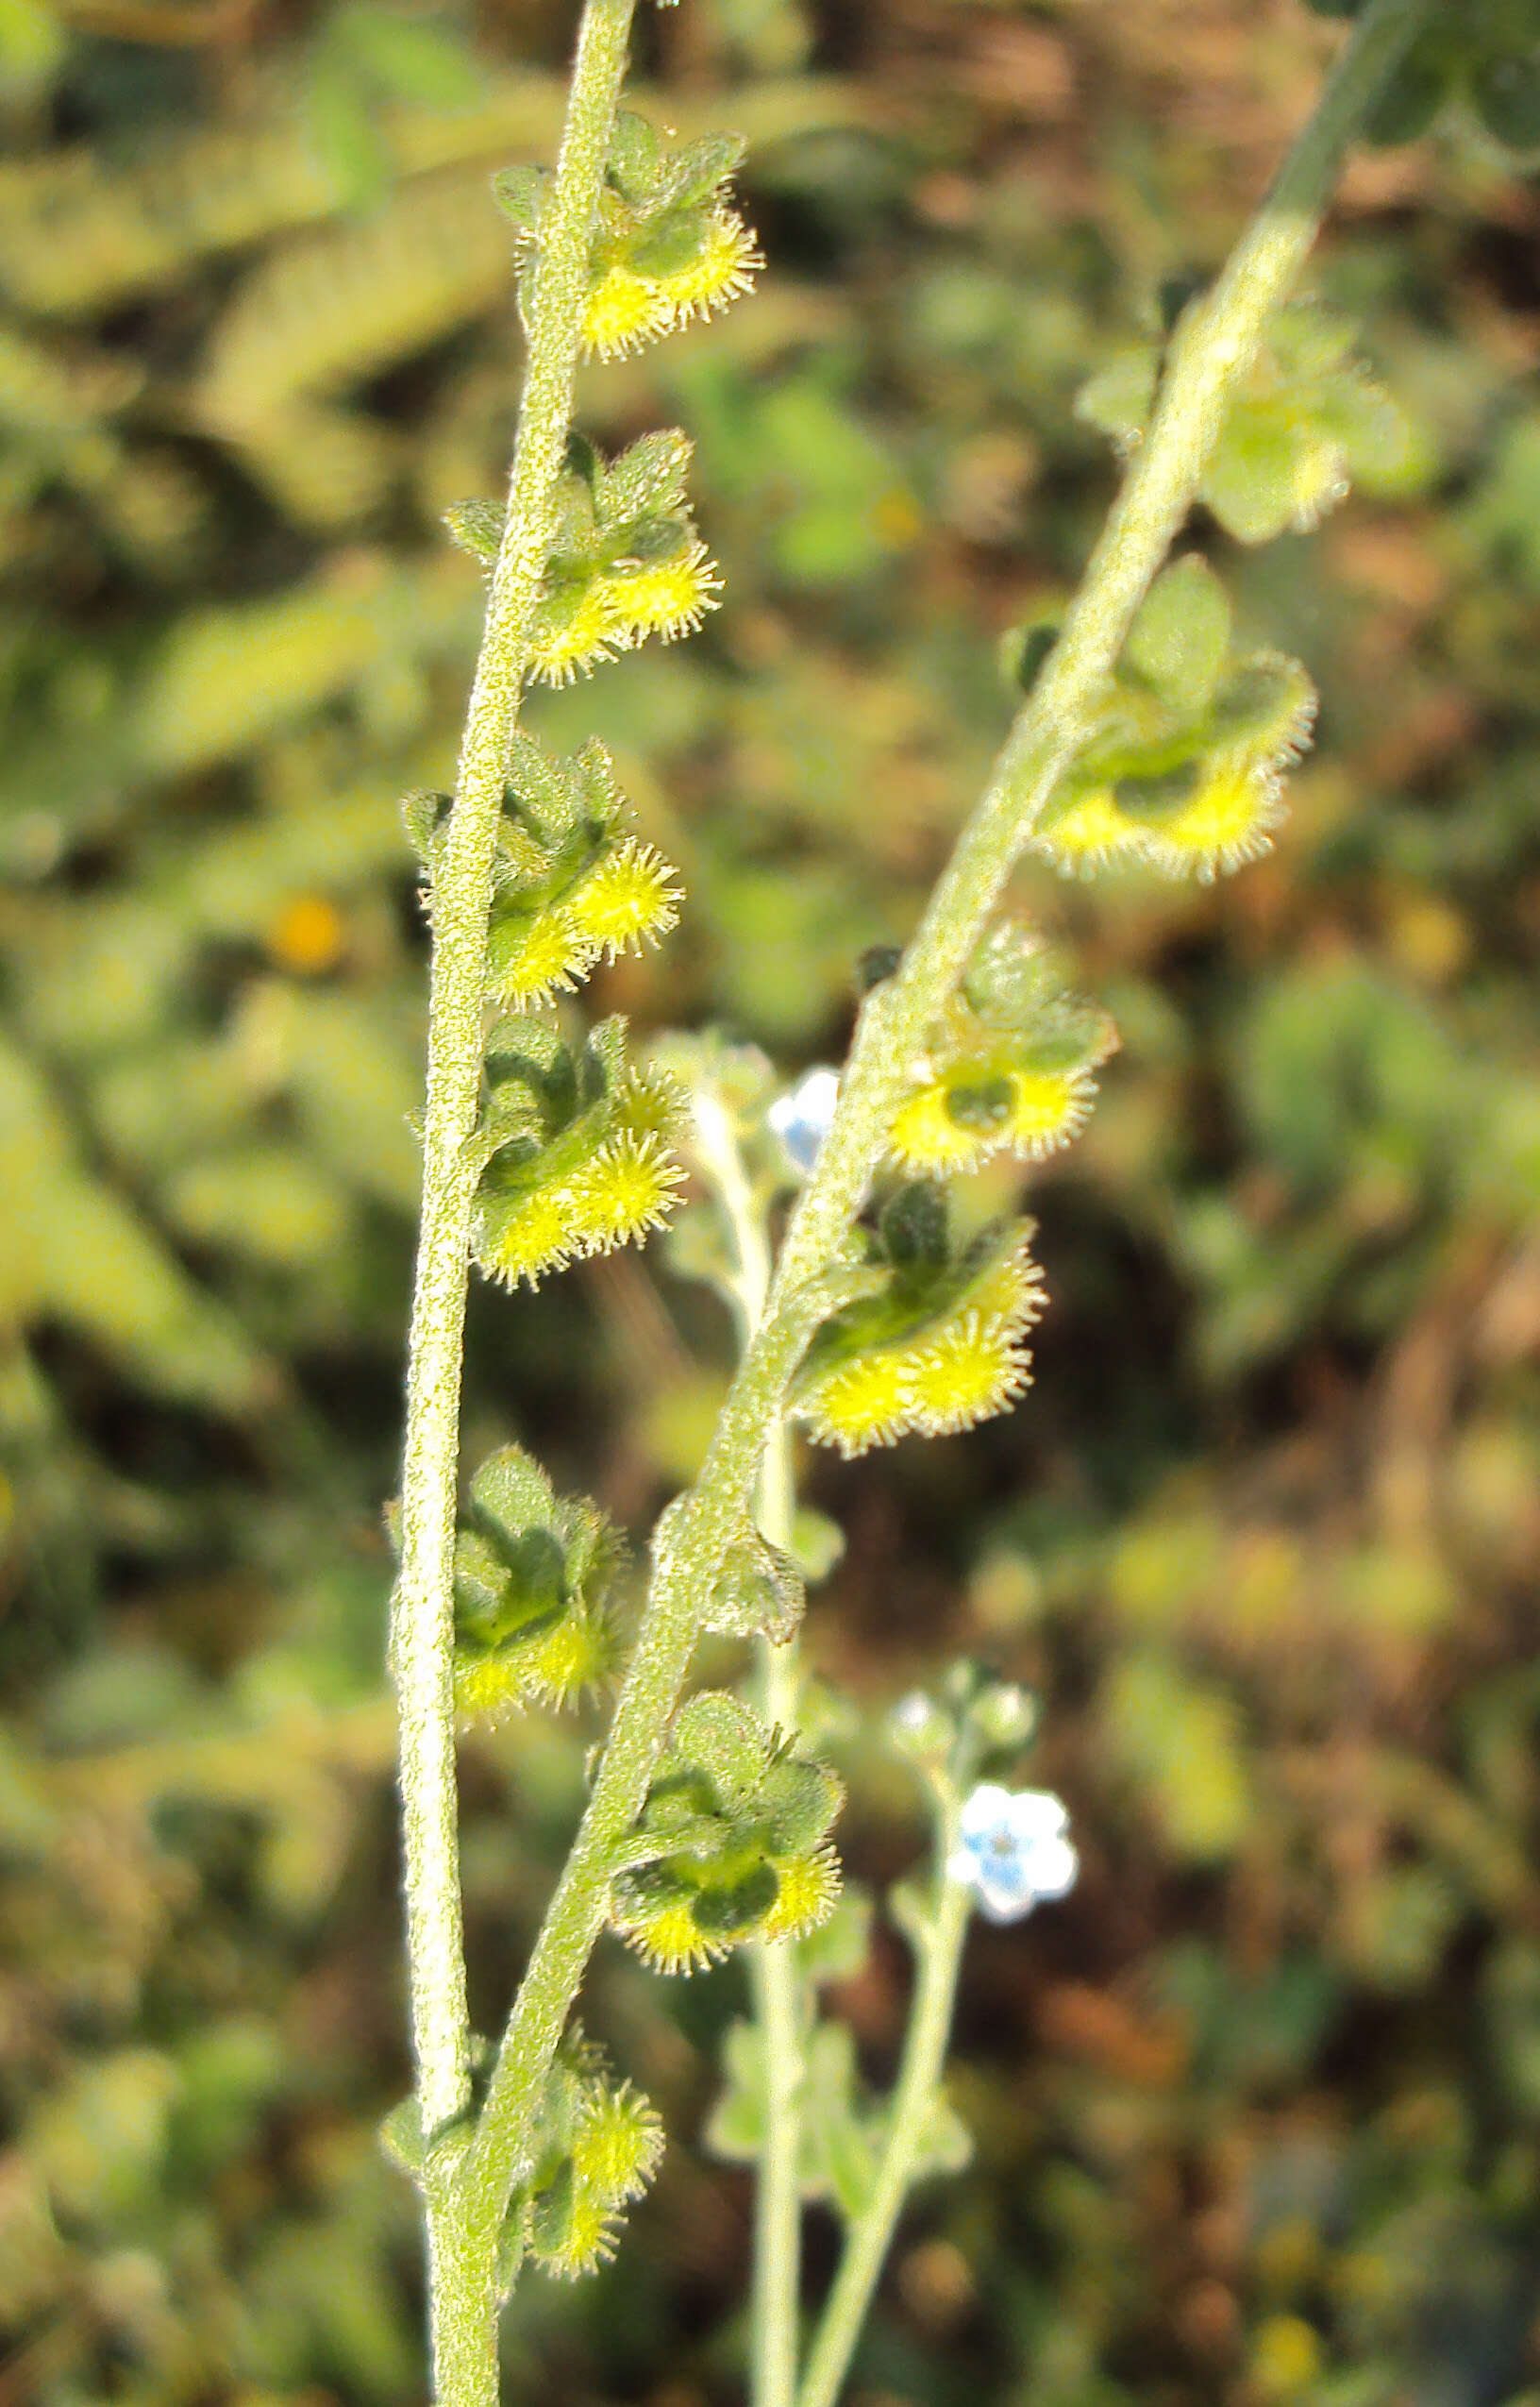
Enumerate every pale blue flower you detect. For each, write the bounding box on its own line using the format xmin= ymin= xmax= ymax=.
xmin=949 ymin=1782 xmax=1078 ymax=1924
xmin=768 ymin=1066 xmax=841 ymax=1176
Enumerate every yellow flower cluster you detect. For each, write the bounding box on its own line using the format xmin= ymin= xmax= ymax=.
xmin=450 ymin=1444 xmax=627 ymax=1721
xmin=572 ymin=111 xmax=761 ymax=362
xmin=448 ymin=429 xmax=725 ymax=689
xmin=527 ymin=536 xmax=721 ymax=685
xmin=614 ymin=1843 xmax=842 ymax=1976
xmin=1029 ymin=556 xmax=1317 ymax=883
xmin=886 ymin=925 xmax=1118 ymax=1179
xmin=452 ymin=1605 xmax=615 ymax=1720
xmin=488 ymin=823 xmax=681 ymax=1009
xmin=891 ymin=1054 xmax=1098 ymax=1175
xmin=795 ymin=1216 xmax=1046 ymax=1459
xmin=582 ymin=206 xmax=761 ymax=360
xmin=1034 ymin=653 xmax=1314 ymax=881
xmin=475 ymin=1070 xmax=684 ymax=1289
xmin=513 ymin=2030 xmax=665 ymax=2281
xmin=611 ymin=1693 xmax=843 ymax=1974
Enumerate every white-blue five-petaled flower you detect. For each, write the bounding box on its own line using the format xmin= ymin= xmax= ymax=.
xmin=768 ymin=1065 xmax=841 ymax=1176
xmin=950 ymin=1783 xmax=1078 ymax=1924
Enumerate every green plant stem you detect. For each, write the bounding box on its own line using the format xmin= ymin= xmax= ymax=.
xmin=797 ymin=1842 xmax=973 ymax=2407
xmin=685 ymin=1086 xmax=809 ymax=2407
xmin=388 ymin=0 xmax=636 ymax=2398
xmin=460 ymin=0 xmax=1431 ymax=2270
xmin=748 ymin=1428 xmax=807 ymax=2407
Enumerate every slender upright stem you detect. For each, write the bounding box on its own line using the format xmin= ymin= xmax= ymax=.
xmin=796 ymin=1857 xmax=973 ymax=2407
xmin=748 ymin=1435 xmax=807 ymax=2407
xmin=456 ymin=0 xmax=1431 ymax=2269
xmin=389 ymin=1 xmax=637 ymax=2398
xmin=686 ymin=1088 xmax=810 ymax=2407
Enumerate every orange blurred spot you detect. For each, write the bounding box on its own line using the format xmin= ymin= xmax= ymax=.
xmin=269 ymin=894 xmax=345 ymax=975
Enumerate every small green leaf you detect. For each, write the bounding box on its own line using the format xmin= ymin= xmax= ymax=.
xmin=705 ymin=1527 xmax=806 ymax=1642
xmin=1123 ymin=555 xmax=1232 ymax=712
xmin=1364 ymin=34 xmax=1450 ymax=144
xmin=1473 ymin=45 xmax=1540 ymax=148
xmin=444 ymin=497 xmax=505 ymax=565
xmin=670 ymin=1691 xmax=773 ymax=1808
xmin=1075 ymin=345 xmax=1159 ymax=450
xmin=790 ymin=1506 xmax=846 ymax=1585
xmin=492 ymin=164 xmax=547 ymax=236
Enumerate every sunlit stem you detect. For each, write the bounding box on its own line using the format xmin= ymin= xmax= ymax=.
xmin=797 ymin=1822 xmax=973 ymax=2407
xmin=687 ymin=1088 xmax=809 ymax=2407
xmin=388 ymin=1 xmax=637 ymax=2399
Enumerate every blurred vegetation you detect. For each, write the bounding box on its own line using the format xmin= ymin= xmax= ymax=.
xmin=0 ymin=1 xmax=1537 ymax=2402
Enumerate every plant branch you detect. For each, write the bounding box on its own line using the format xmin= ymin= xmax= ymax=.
xmin=796 ymin=1832 xmax=973 ymax=2407
xmin=686 ymin=1086 xmax=810 ymax=2407
xmin=456 ymin=0 xmax=1431 ymax=2267
xmin=747 ymin=1432 xmax=807 ymax=2407
xmin=389 ymin=0 xmax=638 ymax=2397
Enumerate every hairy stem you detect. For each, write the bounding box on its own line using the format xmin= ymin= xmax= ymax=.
xmin=748 ymin=1440 xmax=807 ymax=2407
xmin=686 ymin=1087 xmax=809 ymax=2407
xmin=459 ymin=0 xmax=1431 ymax=2265
xmin=797 ymin=1837 xmax=972 ymax=2407
xmin=389 ymin=0 xmax=637 ymax=2397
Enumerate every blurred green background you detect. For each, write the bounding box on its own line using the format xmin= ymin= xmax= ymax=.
xmin=1 ymin=1 xmax=1538 ymax=2401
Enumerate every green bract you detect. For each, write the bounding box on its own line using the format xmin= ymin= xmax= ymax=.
xmin=609 ymin=1693 xmax=843 ymax=1972
xmin=702 ymin=1523 xmax=807 ymax=1643
xmin=451 ymin=1445 xmax=627 ymax=1718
